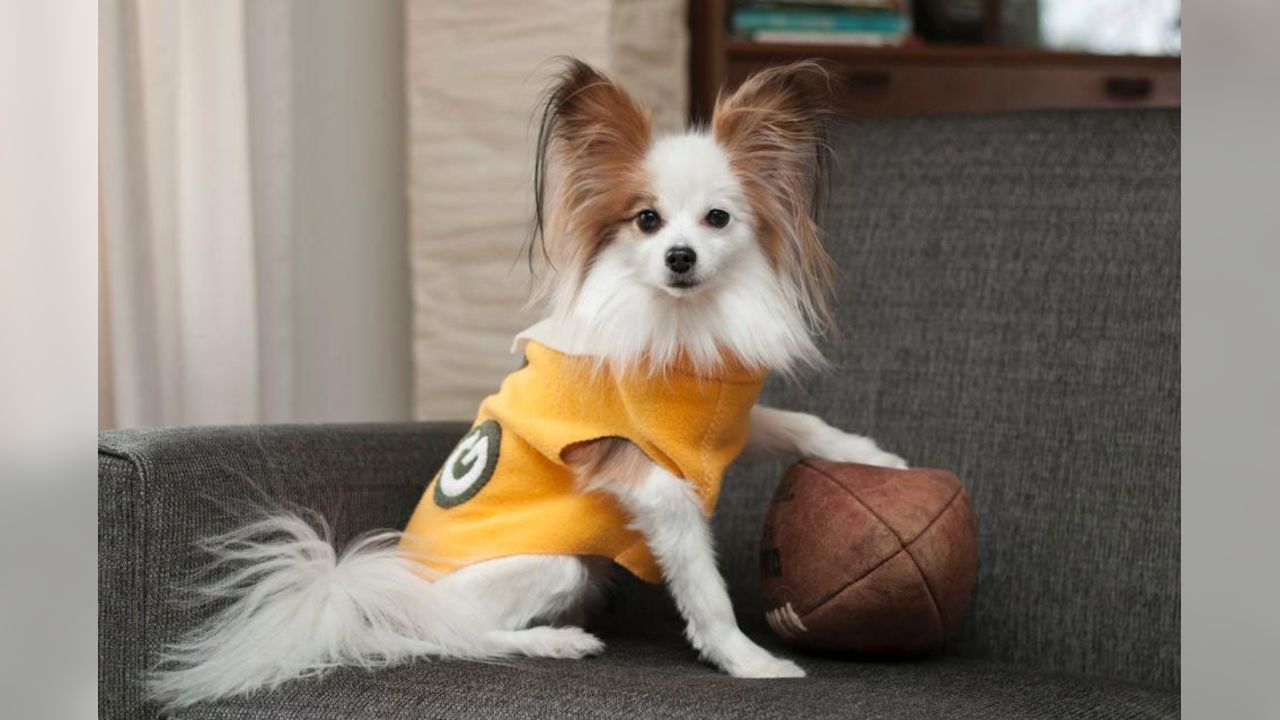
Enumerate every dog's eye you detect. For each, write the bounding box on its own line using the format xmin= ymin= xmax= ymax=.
xmin=635 ymin=209 xmax=662 ymax=234
xmin=705 ymin=209 xmax=730 ymax=229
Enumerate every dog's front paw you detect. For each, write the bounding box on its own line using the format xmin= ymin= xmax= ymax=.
xmin=858 ymin=448 xmax=908 ymax=470
xmin=728 ymin=654 xmax=807 ymax=679
xmin=819 ymin=433 xmax=908 ymax=469
xmin=713 ymin=632 xmax=806 ymax=679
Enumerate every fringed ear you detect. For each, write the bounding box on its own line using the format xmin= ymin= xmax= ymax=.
xmin=712 ymin=61 xmax=837 ymax=335
xmin=528 ymin=59 xmax=653 ymax=303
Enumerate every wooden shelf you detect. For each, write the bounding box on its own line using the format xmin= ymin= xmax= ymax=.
xmin=690 ymin=1 xmax=1181 ymax=122
xmin=726 ymin=40 xmax=1181 ymax=69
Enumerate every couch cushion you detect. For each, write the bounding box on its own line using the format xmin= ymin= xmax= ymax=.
xmin=169 ymin=635 xmax=1177 ymax=720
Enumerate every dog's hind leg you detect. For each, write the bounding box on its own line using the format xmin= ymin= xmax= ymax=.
xmin=485 ymin=626 xmax=605 ymax=659
xmin=434 ymin=554 xmax=609 ymax=658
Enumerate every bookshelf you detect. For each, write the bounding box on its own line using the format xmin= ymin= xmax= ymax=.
xmin=690 ymin=0 xmax=1181 ymax=122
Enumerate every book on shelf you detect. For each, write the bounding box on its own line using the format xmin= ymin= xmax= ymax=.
xmin=747 ymin=30 xmax=907 ymax=46
xmin=733 ymin=8 xmax=909 ymax=34
xmin=746 ymin=0 xmax=904 ymax=8
xmin=732 ymin=3 xmax=912 ymax=46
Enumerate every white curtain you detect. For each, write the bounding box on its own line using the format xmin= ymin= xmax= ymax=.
xmin=100 ymin=0 xmax=412 ymax=429
xmin=100 ymin=0 xmax=294 ymax=428
xmin=406 ymin=0 xmax=689 ymax=420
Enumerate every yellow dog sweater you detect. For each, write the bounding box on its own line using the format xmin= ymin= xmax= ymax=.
xmin=400 ymin=327 xmax=766 ymax=584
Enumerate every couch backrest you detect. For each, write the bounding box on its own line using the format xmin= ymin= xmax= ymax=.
xmin=714 ymin=109 xmax=1180 ymax=690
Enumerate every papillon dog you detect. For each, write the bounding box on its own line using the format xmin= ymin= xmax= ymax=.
xmin=151 ymin=58 xmax=907 ymax=708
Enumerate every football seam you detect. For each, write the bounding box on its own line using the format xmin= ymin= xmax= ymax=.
xmin=904 ymin=492 xmax=970 ymax=641
xmin=800 ymin=544 xmax=912 ymax=615
xmin=794 ymin=462 xmax=965 ymax=640
xmin=799 ymin=459 xmax=962 ymax=547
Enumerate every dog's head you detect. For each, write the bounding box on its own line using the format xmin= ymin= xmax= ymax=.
xmin=530 ymin=59 xmax=835 ymax=374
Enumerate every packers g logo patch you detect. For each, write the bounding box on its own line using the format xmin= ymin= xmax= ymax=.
xmin=433 ymin=420 xmax=501 ymax=508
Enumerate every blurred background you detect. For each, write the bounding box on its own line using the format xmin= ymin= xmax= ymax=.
xmin=97 ymin=0 xmax=1180 ymax=430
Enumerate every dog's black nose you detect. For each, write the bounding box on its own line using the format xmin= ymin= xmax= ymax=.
xmin=665 ymin=246 xmax=697 ymax=275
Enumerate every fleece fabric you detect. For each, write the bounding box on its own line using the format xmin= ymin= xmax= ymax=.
xmin=400 ymin=340 xmax=766 ymax=583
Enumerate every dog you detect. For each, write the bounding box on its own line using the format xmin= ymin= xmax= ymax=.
xmin=150 ymin=59 xmax=907 ymax=708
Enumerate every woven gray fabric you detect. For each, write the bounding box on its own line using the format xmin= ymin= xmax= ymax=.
xmin=100 ymin=452 xmax=149 ymax=720
xmin=713 ymin=110 xmax=1180 ymax=690
xmin=169 ymin=636 xmax=1177 ymax=720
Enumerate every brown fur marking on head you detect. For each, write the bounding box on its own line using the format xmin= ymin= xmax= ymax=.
xmin=712 ymin=61 xmax=837 ymax=334
xmin=530 ymin=59 xmax=654 ymax=305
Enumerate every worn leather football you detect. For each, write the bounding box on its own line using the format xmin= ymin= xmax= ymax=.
xmin=760 ymin=459 xmax=977 ymax=655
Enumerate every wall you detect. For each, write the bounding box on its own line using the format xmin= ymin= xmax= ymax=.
xmin=406 ymin=0 xmax=689 ymax=420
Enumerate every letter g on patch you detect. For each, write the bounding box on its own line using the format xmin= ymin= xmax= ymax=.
xmin=433 ymin=420 xmax=501 ymax=508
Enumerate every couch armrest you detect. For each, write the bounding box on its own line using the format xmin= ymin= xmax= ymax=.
xmin=97 ymin=422 xmax=469 ymax=720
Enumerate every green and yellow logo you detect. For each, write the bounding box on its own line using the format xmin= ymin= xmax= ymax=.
xmin=433 ymin=420 xmax=501 ymax=508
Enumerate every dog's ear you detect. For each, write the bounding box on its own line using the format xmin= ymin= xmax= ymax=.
xmin=712 ymin=60 xmax=833 ymax=162
xmin=539 ymin=59 xmax=651 ymax=164
xmin=712 ymin=61 xmax=837 ymax=334
xmin=528 ymin=59 xmax=653 ymax=301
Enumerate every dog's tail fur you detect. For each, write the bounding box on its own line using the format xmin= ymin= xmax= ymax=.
xmin=148 ymin=514 xmax=496 ymax=708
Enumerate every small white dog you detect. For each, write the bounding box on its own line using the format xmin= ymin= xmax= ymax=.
xmin=151 ymin=59 xmax=906 ymax=708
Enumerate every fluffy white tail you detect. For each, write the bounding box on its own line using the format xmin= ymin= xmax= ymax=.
xmin=148 ymin=514 xmax=493 ymax=708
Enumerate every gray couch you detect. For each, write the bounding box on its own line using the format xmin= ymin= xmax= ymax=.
xmin=100 ymin=109 xmax=1180 ymax=719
